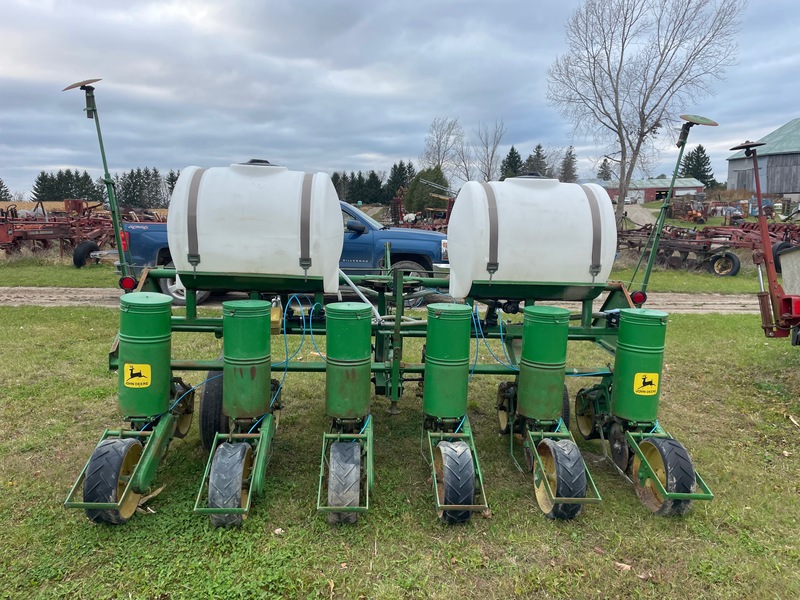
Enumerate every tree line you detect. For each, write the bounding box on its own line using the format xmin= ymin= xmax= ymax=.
xmin=16 ymin=168 xmax=181 ymax=209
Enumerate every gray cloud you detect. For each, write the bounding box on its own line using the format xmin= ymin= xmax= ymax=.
xmin=0 ymin=0 xmax=797 ymax=195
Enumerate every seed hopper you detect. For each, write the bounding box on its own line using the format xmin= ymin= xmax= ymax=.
xmin=64 ymin=84 xmax=713 ymax=526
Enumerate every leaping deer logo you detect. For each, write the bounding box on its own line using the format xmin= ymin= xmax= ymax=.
xmin=127 ymin=365 xmax=145 ymax=382
xmin=640 ymin=374 xmax=655 ymax=389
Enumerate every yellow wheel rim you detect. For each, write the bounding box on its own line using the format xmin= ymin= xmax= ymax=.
xmin=534 ymin=442 xmax=557 ymax=514
xmin=117 ymin=443 xmax=143 ymax=520
xmin=633 ymin=440 xmax=667 ymax=512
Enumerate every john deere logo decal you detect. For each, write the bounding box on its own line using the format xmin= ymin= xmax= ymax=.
xmin=634 ymin=372 xmax=658 ymax=396
xmin=124 ymin=363 xmax=151 ymax=388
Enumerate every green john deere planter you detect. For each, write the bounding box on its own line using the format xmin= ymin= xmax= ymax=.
xmin=423 ymin=303 xmax=487 ymax=524
xmin=317 ymin=302 xmax=374 ymax=523
xmin=194 ymin=300 xmax=279 ymax=527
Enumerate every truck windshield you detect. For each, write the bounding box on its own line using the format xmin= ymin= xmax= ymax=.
xmin=347 ymin=204 xmax=385 ymax=230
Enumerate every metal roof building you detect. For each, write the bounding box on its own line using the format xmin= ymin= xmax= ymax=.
xmin=727 ymin=118 xmax=800 ymax=194
xmin=600 ymin=178 xmax=704 ymax=203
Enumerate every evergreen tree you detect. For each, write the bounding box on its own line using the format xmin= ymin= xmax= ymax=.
xmin=363 ymin=171 xmax=384 ymax=204
xmin=523 ymin=144 xmax=548 ymax=176
xmin=0 ymin=177 xmax=10 ymax=200
xmin=679 ymin=144 xmax=715 ymax=188
xmin=406 ymin=161 xmax=416 ymax=181
xmin=346 ymin=171 xmax=366 ymax=204
xmin=559 ymin=146 xmax=578 ymax=182
xmin=385 ymin=161 xmax=409 ymax=198
xmin=596 ymin=158 xmax=613 ymax=181
xmin=165 ymin=169 xmax=180 ymax=196
xmin=405 ymin=166 xmax=448 ymax=213
xmin=499 ymin=146 xmax=523 ymax=180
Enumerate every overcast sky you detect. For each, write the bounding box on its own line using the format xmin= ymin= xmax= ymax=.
xmin=1 ymin=0 xmax=797 ymax=197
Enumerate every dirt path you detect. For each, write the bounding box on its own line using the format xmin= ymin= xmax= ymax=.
xmin=0 ymin=286 xmax=761 ymax=314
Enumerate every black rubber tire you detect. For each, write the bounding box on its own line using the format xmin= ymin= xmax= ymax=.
xmin=327 ymin=442 xmax=361 ymax=524
xmin=706 ymin=252 xmax=741 ymax=277
xmin=83 ymin=438 xmax=143 ymax=525
xmin=393 ymin=260 xmax=449 ymax=304
xmin=633 ymin=437 xmax=695 ymax=516
xmin=561 ymin=385 xmax=570 ymax=430
xmin=158 ymin=261 xmax=211 ymax=305
xmin=208 ymin=442 xmax=252 ymax=527
xmin=73 ymin=240 xmax=100 ymax=268
xmin=534 ymin=438 xmax=587 ymax=520
xmin=434 ymin=441 xmax=475 ymax=524
xmin=199 ymin=371 xmax=228 ymax=451
xmin=772 ymin=241 xmax=793 ymax=274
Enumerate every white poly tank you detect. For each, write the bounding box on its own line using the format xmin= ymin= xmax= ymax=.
xmin=447 ymin=178 xmax=617 ymax=299
xmin=168 ymin=162 xmax=344 ymax=293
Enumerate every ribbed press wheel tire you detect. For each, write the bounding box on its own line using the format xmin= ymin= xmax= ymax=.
xmin=84 ymin=438 xmax=143 ymax=525
xmin=327 ymin=442 xmax=361 ymax=524
xmin=208 ymin=442 xmax=252 ymax=527
xmin=434 ymin=441 xmax=475 ymax=524
xmin=633 ymin=437 xmax=695 ymax=516
xmin=534 ymin=438 xmax=587 ymax=520
xmin=199 ymin=371 xmax=228 ymax=451
xmin=73 ymin=240 xmax=100 ymax=268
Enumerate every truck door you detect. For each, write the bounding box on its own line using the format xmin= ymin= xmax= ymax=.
xmin=339 ymin=206 xmax=374 ymax=274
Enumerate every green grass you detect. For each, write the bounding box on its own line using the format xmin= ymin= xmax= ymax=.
xmin=0 ymin=306 xmax=798 ymax=598
xmin=610 ymin=263 xmax=761 ymax=294
xmin=0 ymin=252 xmax=762 ymax=296
xmin=0 ymin=254 xmax=116 ymax=287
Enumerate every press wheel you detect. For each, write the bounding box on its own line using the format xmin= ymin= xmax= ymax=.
xmin=208 ymin=442 xmax=253 ymax=527
xmin=83 ymin=438 xmax=143 ymax=525
xmin=327 ymin=442 xmax=361 ymax=524
xmin=633 ymin=437 xmax=695 ymax=516
xmin=534 ymin=438 xmax=586 ymax=520
xmin=434 ymin=441 xmax=475 ymax=524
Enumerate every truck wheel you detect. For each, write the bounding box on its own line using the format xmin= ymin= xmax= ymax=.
xmin=393 ymin=260 xmax=449 ymax=304
xmin=73 ymin=241 xmax=100 ymax=268
xmin=159 ymin=262 xmax=211 ymax=305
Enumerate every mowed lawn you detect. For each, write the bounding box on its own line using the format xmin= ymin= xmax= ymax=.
xmin=0 ymin=304 xmax=798 ymax=599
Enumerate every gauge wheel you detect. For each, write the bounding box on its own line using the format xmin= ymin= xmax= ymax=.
xmin=574 ymin=389 xmax=598 ymax=440
xmin=633 ymin=437 xmax=695 ymax=516
xmin=208 ymin=442 xmax=253 ymax=527
xmin=83 ymin=438 xmax=143 ymax=525
xmin=434 ymin=441 xmax=475 ymax=524
xmin=327 ymin=442 xmax=361 ymax=524
xmin=199 ymin=371 xmax=228 ymax=451
xmin=609 ymin=422 xmax=631 ymax=473
xmin=534 ymin=438 xmax=586 ymax=520
xmin=496 ymin=381 xmax=516 ymax=434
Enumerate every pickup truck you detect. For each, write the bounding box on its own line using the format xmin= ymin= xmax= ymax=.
xmin=105 ymin=202 xmax=448 ymax=304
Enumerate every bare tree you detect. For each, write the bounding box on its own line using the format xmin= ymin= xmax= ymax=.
xmin=473 ymin=119 xmax=507 ymax=181
xmin=421 ymin=117 xmax=464 ymax=179
xmin=547 ymin=0 xmax=744 ymax=222
xmin=453 ymin=135 xmax=474 ymax=183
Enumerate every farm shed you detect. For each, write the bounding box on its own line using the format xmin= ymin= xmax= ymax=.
xmin=727 ymin=117 xmax=800 ymax=194
xmin=603 ymin=178 xmax=704 ymax=203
